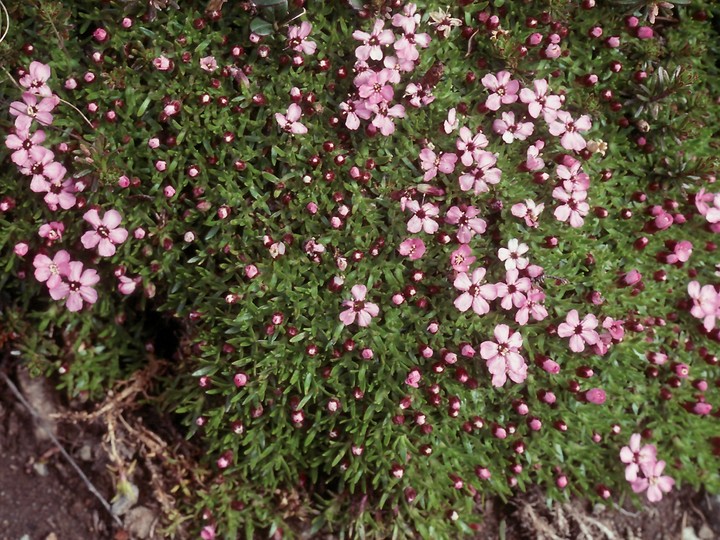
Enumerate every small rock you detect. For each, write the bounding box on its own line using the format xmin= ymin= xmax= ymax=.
xmin=32 ymin=461 xmax=49 ymax=477
xmin=682 ymin=527 xmax=700 ymax=540
xmin=78 ymin=444 xmax=93 ymax=461
xmin=16 ymin=366 xmax=59 ymax=442
xmin=698 ymin=524 xmax=715 ymax=540
xmin=124 ymin=506 xmax=157 ymax=539
xmin=45 ymin=533 xmax=58 ymax=540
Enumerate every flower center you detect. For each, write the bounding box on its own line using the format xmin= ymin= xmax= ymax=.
xmin=97 ymin=225 xmax=110 ymax=238
xmin=22 ymin=139 xmax=33 ymax=150
xmin=69 ymin=281 xmax=80 ymax=292
xmin=27 ymin=105 xmax=38 ymax=117
xmin=31 ymin=162 xmax=44 ymax=175
xmin=353 ymin=300 xmax=365 ymax=312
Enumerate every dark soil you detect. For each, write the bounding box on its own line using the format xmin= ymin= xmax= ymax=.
xmin=0 ymin=380 xmax=113 ymax=540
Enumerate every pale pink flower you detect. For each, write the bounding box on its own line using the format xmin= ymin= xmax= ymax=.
xmin=585 ymin=388 xmax=606 ymax=404
xmin=4 ymin=128 xmax=46 ymax=167
xmin=666 ymin=240 xmax=692 ymax=264
xmin=456 ymin=127 xmax=488 ymax=166
xmin=511 ymin=199 xmax=544 ymax=228
xmin=38 ymin=221 xmax=65 ymax=243
xmin=383 ymin=55 xmax=414 ymax=78
xmin=481 ymin=71 xmax=520 ymax=111
xmin=339 ymin=284 xmax=380 ymax=327
xmin=394 ymin=27 xmax=430 ymax=62
xmin=524 ymin=142 xmax=545 ymax=171
xmin=445 ymin=205 xmax=486 ymax=244
xmin=688 ymin=281 xmax=719 ymax=331
xmin=602 ymin=317 xmax=625 ymax=341
xmin=418 ymin=148 xmax=457 ymax=181
xmin=340 ymin=99 xmax=372 ymax=130
xmin=199 ymin=56 xmax=218 ymax=72
xmin=405 ymin=368 xmax=421 ymax=388
xmin=557 ymin=309 xmax=599 ymax=352
xmin=544 ymin=43 xmax=562 ymax=59
xmin=405 ymin=200 xmax=439 ymax=234
xmin=480 ymin=324 xmax=527 ymax=387
xmin=19 ymin=61 xmax=53 ymax=97
xmin=153 ymin=56 xmax=172 ymax=70
xmin=453 ymin=267 xmax=497 ymax=316
xmin=287 ymin=22 xmax=317 ymax=55
xmin=118 ymin=275 xmax=140 ymax=295
xmin=548 ymin=111 xmax=592 ymax=152
xmin=275 ymin=103 xmax=308 ymax=135
xmin=450 ymin=244 xmax=476 ymax=272
xmin=557 ymin=159 xmax=590 ymax=192
xmin=200 ymin=525 xmax=216 ymax=540
xmin=495 ymin=269 xmax=531 ymax=310
xmin=404 ymin=83 xmax=435 ymax=107
xmin=398 ymin=237 xmax=426 ymax=260
xmin=353 ymin=20 xmax=395 ymax=61
xmin=49 ymin=261 xmax=100 ymax=312
xmin=519 ymin=79 xmax=562 ymax=119
xmin=694 ymin=188 xmax=715 ymax=216
xmin=391 ymin=3 xmax=421 ymax=34
xmin=356 ymin=69 xmax=395 ymax=105
xmin=553 ymin=187 xmax=589 ymax=228
xmin=443 ymin=107 xmax=458 ymax=134
xmin=81 ymin=209 xmax=128 ymax=257
xmin=458 ymin=152 xmax=501 ymax=194
xmin=492 ymin=112 xmax=534 ymax=144
xmin=10 ymin=92 xmax=59 ymax=131
xmin=498 ymin=239 xmax=529 ymax=271
xmin=33 ymin=250 xmax=71 ymax=289
xmin=631 ymin=460 xmax=674 ymax=503
xmin=515 ymin=289 xmax=548 ymax=325
xmin=370 ymin=102 xmax=405 ymax=136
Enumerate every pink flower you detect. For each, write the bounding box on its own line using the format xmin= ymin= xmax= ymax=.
xmin=200 ymin=525 xmax=216 ymax=540
xmin=557 ymin=309 xmax=599 ymax=352
xmin=9 ymin=92 xmax=60 ymax=131
xmin=81 ymin=209 xmax=128 ymax=257
xmin=19 ymin=61 xmax=53 ymax=97
xmin=199 ymin=56 xmax=218 ymax=72
xmin=443 ymin=107 xmax=458 ymax=134
xmin=382 ymin=55 xmax=413 ymax=79
xmin=370 ymin=102 xmax=405 ymax=136
xmin=515 ymin=288 xmax=548 ymax=325
xmin=480 ymin=324 xmax=527 ymax=387
xmin=339 ymin=285 xmax=380 ymax=327
xmin=394 ymin=27 xmax=431 ymax=62
xmin=519 ymin=79 xmax=562 ymax=120
xmin=398 ymin=237 xmax=426 ymax=260
xmin=353 ymin=20 xmax=395 ymax=61
xmin=620 ymin=435 xmax=658 ymax=483
xmin=339 ymin=99 xmax=372 ymax=130
xmin=391 ymin=3 xmax=421 ymax=34
xmin=495 ymin=269 xmax=531 ymax=310
xmin=632 ymin=460 xmax=674 ymax=503
xmin=553 ymin=187 xmax=589 ymax=228
xmin=585 ymin=388 xmax=606 ymax=404
xmin=492 ymin=112 xmax=534 ymax=144
xmin=49 ymin=261 xmax=100 ymax=312
xmin=153 ymin=56 xmax=172 ymax=70
xmin=602 ymin=317 xmax=625 ymax=341
xmin=405 ymin=200 xmax=439 ymax=234
xmin=498 ymin=239 xmax=529 ymax=271
xmin=456 ymin=127 xmax=488 ymax=167
xmin=275 ymin=103 xmax=308 ymax=135
xmin=118 ymin=275 xmax=140 ymax=295
xmin=524 ymin=142 xmax=545 ymax=171
xmin=445 ymin=205 xmax=486 ymax=244
xmin=458 ymin=152 xmax=501 ymax=194
xmin=357 ymin=69 xmax=395 ymax=105
xmin=557 ymin=159 xmax=590 ymax=192
xmin=450 ymin=244 xmax=476 ymax=272
xmin=38 ymin=221 xmax=65 ymax=243
xmin=287 ymin=22 xmax=317 ymax=55
xmin=418 ymin=148 xmax=457 ymax=181
xmin=406 ymin=368 xmax=421 ymax=388
xmin=33 ymin=250 xmax=71 ymax=289
xmin=666 ymin=240 xmax=692 ymax=264
xmin=453 ymin=267 xmax=497 ymax=316
xmin=404 ymin=83 xmax=435 ymax=107
xmin=548 ymin=111 xmax=592 ymax=152
xmin=511 ymin=199 xmax=544 ymax=228
xmin=481 ymin=71 xmax=520 ymax=111
xmin=5 ymin=128 xmax=46 ymax=167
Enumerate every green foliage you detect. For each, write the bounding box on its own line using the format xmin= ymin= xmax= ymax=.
xmin=1 ymin=0 xmax=719 ymax=538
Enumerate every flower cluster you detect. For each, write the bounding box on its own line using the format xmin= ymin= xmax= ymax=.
xmin=620 ymin=434 xmax=674 ymax=502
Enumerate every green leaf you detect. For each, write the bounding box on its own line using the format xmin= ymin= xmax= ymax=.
xmin=250 ymin=17 xmax=274 ymax=36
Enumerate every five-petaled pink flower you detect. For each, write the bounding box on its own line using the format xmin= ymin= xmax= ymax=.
xmin=445 ymin=205 xmax=486 ymax=244
xmin=5 ymin=128 xmax=46 ymax=168
xmin=450 ymin=244 xmax=476 ymax=272
xmin=275 ymin=103 xmax=308 ymax=135
xmin=398 ymin=237 xmax=426 ymax=260
xmin=498 ymin=239 xmax=529 ymax=270
xmin=453 ymin=267 xmax=497 ymax=316
xmin=548 ymin=111 xmax=592 ymax=151
xmin=199 ymin=56 xmax=218 ymax=72
xmin=458 ymin=152 xmax=501 ymax=194
xmin=418 ymin=148 xmax=457 ymax=181
xmin=287 ymin=22 xmax=317 ymax=55
xmin=81 ymin=209 xmax=128 ymax=257
xmin=557 ymin=309 xmax=599 ymax=352
xmin=405 ymin=200 xmax=439 ymax=234
xmin=620 ymin=434 xmax=658 ymax=483
xmin=480 ymin=324 xmax=527 ymax=387
xmin=339 ymin=285 xmax=380 ymax=327
xmin=353 ymin=20 xmax=395 ymax=61
xmin=10 ymin=92 xmax=59 ymax=131
xmin=33 ymin=250 xmax=71 ymax=289
xmin=456 ymin=127 xmax=489 ymax=167
xmin=492 ymin=112 xmax=534 ymax=144
xmin=481 ymin=71 xmax=520 ymax=111
xmin=631 ymin=460 xmax=675 ymax=503
xmin=19 ymin=61 xmax=53 ymax=97
xmin=49 ymin=261 xmax=100 ymax=312
xmin=519 ymin=79 xmax=562 ymax=120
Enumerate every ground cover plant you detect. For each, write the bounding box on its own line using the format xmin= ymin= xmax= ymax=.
xmin=1 ymin=0 xmax=720 ymax=538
